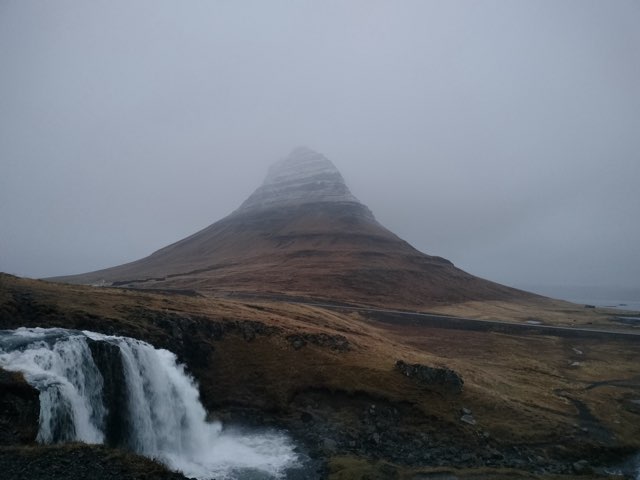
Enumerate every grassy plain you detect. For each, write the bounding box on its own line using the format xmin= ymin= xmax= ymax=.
xmin=1 ymin=273 xmax=639 ymax=479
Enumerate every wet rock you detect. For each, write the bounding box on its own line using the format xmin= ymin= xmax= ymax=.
xmin=395 ymin=360 xmax=463 ymax=394
xmin=624 ymin=398 xmax=640 ymax=414
xmin=412 ymin=472 xmax=459 ymax=480
xmin=322 ymin=438 xmax=337 ymax=452
xmin=0 ymin=444 xmax=189 ymax=480
xmin=460 ymin=414 xmax=476 ymax=426
xmin=0 ymin=368 xmax=39 ymax=445
xmin=87 ymin=340 xmax=129 ymax=448
xmin=572 ymin=459 xmax=593 ymax=474
xmin=379 ymin=463 xmax=399 ymax=478
xmin=459 ymin=452 xmax=476 ymax=464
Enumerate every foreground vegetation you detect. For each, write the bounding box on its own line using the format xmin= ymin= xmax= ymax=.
xmin=1 ymin=273 xmax=639 ymax=479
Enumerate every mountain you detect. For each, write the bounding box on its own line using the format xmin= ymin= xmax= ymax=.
xmin=7 ymin=148 xmax=638 ymax=479
xmin=50 ymin=147 xmax=534 ymax=308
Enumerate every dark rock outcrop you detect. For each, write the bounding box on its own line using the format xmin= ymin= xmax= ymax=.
xmin=87 ymin=340 xmax=129 ymax=448
xmin=286 ymin=332 xmax=351 ymax=352
xmin=120 ymin=306 xmax=281 ymax=368
xmin=0 ymin=444 xmax=189 ymax=480
xmin=0 ymin=368 xmax=39 ymax=445
xmin=395 ymin=360 xmax=464 ymax=394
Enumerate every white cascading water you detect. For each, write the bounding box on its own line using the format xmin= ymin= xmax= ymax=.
xmin=0 ymin=327 xmax=299 ymax=479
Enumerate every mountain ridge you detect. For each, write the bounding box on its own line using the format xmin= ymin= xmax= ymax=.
xmin=234 ymin=146 xmax=362 ymax=215
xmin=49 ymin=147 xmax=536 ymax=308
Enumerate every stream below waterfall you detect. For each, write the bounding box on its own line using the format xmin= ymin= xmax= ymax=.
xmin=0 ymin=327 xmax=300 ymax=479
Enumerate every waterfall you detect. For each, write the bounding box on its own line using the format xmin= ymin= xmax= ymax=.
xmin=0 ymin=327 xmax=299 ymax=479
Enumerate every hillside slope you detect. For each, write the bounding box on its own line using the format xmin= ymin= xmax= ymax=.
xmin=2 ymin=273 xmax=639 ymax=478
xmin=51 ymin=147 xmax=536 ymax=309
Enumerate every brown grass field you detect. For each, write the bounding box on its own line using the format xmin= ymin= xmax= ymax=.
xmin=1 ymin=273 xmax=639 ymax=479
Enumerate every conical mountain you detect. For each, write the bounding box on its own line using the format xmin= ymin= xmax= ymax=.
xmin=51 ymin=147 xmax=532 ymax=308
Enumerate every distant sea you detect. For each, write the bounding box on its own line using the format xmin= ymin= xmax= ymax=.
xmin=557 ymin=299 xmax=640 ymax=312
xmin=517 ymin=285 xmax=640 ymax=313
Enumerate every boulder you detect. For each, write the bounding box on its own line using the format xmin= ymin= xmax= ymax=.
xmin=460 ymin=414 xmax=476 ymax=426
xmin=0 ymin=367 xmax=39 ymax=445
xmin=395 ymin=360 xmax=463 ymax=394
xmin=572 ymin=459 xmax=593 ymax=475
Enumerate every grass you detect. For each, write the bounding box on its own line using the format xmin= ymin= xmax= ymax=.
xmin=1 ymin=272 xmax=639 ymax=478
xmin=427 ymin=298 xmax=638 ymax=328
xmin=329 ymin=455 xmax=626 ymax=479
xmin=0 ymin=443 xmax=187 ymax=479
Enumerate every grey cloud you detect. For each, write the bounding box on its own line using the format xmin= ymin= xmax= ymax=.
xmin=1 ymin=0 xmax=639 ymax=294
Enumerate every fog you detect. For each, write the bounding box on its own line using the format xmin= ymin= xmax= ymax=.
xmin=1 ymin=1 xmax=639 ymax=295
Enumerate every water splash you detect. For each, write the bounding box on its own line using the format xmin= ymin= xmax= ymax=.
xmin=0 ymin=327 xmax=298 ymax=479
xmin=0 ymin=329 xmax=105 ymax=444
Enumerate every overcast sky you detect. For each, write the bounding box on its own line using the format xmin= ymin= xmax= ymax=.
xmin=1 ymin=1 xmax=639 ymax=295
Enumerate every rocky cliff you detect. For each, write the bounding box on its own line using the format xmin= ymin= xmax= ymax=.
xmin=0 ymin=368 xmax=39 ymax=445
